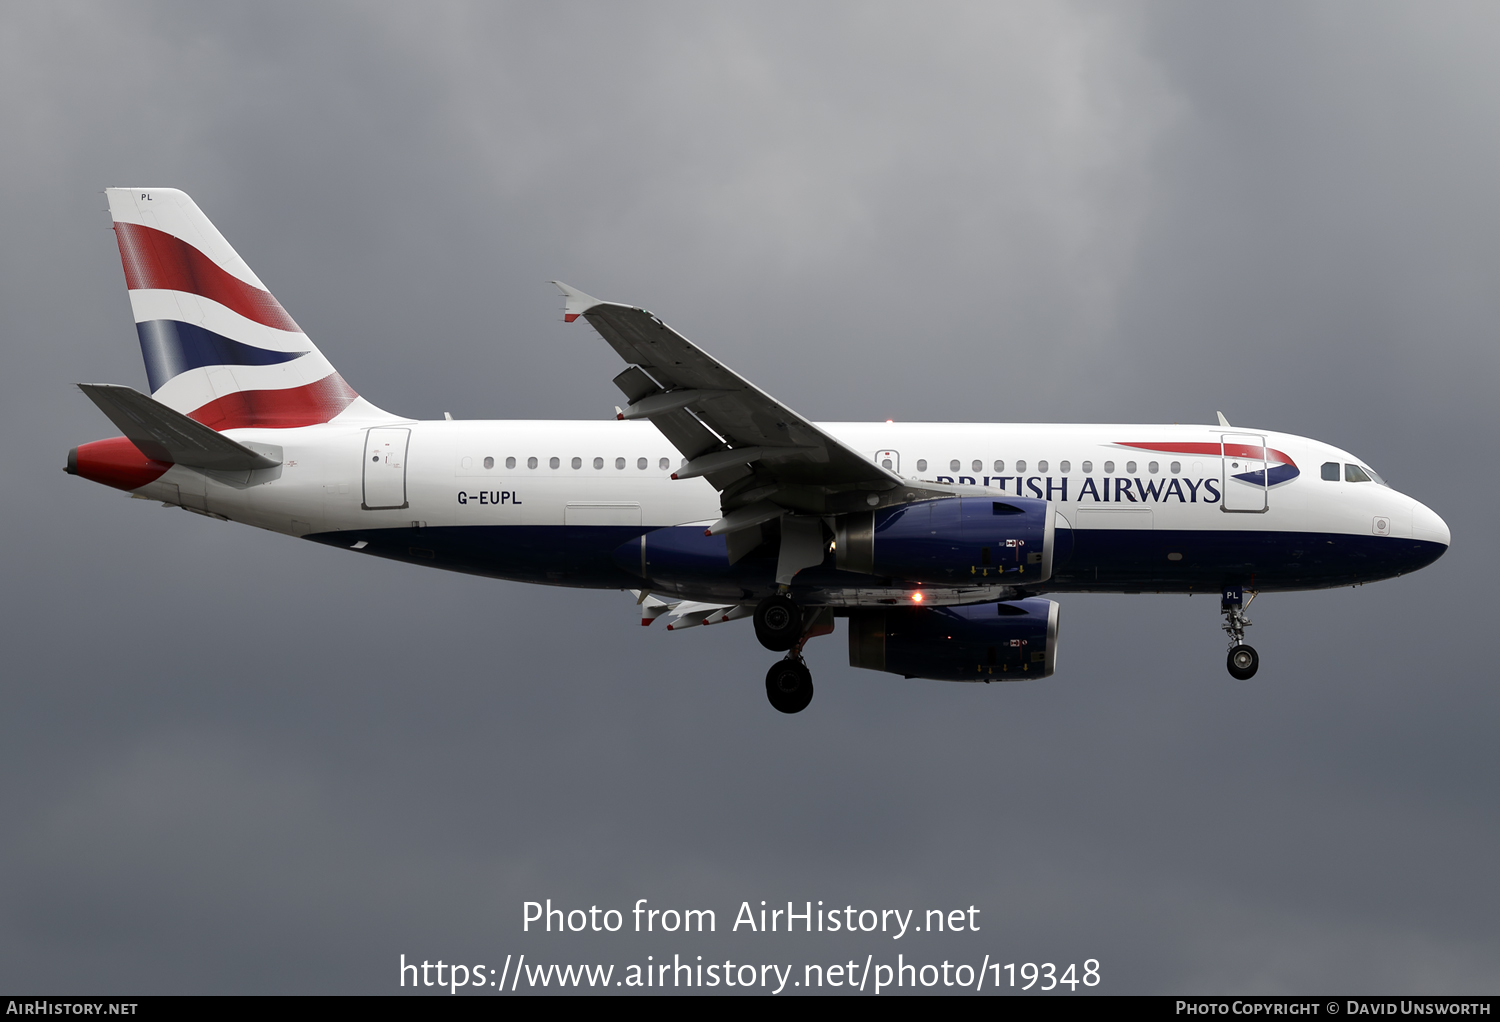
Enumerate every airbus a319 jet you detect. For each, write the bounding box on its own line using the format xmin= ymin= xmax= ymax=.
xmin=68 ymin=189 xmax=1450 ymax=713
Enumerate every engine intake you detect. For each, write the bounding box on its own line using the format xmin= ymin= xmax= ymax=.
xmin=847 ymin=598 xmax=1060 ymax=681
xmin=835 ymin=497 xmax=1055 ymax=584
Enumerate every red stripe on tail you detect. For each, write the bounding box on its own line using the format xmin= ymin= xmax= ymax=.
xmin=113 ymin=222 xmax=301 ymax=333
xmin=188 ymin=374 xmax=359 ymax=430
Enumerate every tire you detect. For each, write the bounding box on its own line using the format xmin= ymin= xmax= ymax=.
xmin=753 ymin=593 xmax=802 ymax=652
xmin=1227 ymin=644 xmax=1259 ymax=680
xmin=765 ymin=659 xmax=814 ymax=714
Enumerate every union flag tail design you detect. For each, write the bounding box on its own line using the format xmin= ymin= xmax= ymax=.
xmin=106 ymin=187 xmax=389 ymax=430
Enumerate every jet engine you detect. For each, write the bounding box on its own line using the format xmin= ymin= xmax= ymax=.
xmin=847 ymin=598 xmax=1060 ymax=681
xmin=835 ymin=497 xmax=1055 ymax=585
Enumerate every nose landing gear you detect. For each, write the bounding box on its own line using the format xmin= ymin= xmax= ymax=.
xmin=1227 ymin=644 xmax=1259 ymax=680
xmin=1221 ymin=587 xmax=1259 ymax=680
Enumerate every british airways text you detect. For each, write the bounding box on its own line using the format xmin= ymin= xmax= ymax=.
xmin=933 ymin=476 xmax=1224 ymax=503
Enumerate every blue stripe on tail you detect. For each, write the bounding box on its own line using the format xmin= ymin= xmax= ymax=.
xmin=136 ymin=320 xmax=307 ymax=392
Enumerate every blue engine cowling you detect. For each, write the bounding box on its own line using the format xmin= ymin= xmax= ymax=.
xmin=847 ymin=598 xmax=1060 ymax=681
xmin=834 ymin=497 xmax=1055 ymax=585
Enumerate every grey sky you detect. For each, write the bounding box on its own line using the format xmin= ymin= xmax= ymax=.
xmin=1 ymin=1 xmax=1495 ymax=993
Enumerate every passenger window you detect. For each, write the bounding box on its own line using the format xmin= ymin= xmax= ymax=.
xmin=548 ymin=457 xmax=560 ymax=469
xmin=916 ymin=459 xmax=927 ymax=472
xmin=1060 ymin=461 xmax=1070 ymax=473
xmin=1126 ymin=461 xmax=1137 ymax=474
xmin=528 ymin=457 xmax=538 ymax=469
xmin=1016 ymin=460 xmax=1027 ymax=473
xmin=616 ymin=457 xmax=626 ymax=470
xmin=1103 ymin=461 xmax=1114 ymax=474
xmin=593 ymin=457 xmax=604 ymax=469
xmin=1346 ymin=464 xmax=1371 ymax=483
xmin=506 ymin=457 xmax=516 ymax=469
xmin=950 ymin=460 xmax=960 ymax=472
xmin=1082 ymin=461 xmax=1092 ymax=473
xmin=1321 ymin=462 xmax=1339 ymax=481
xmin=971 ymin=460 xmax=982 ymax=472
xmin=1170 ymin=461 xmax=1180 ymax=474
xmin=1147 ymin=461 xmax=1158 ymax=474
xmin=659 ymin=457 xmax=670 ymax=470
xmin=1038 ymin=460 xmax=1048 ymax=472
xmin=483 ymin=456 xmax=494 ymax=469
xmin=571 ymin=457 xmax=583 ymax=469
xmin=637 ymin=457 xmax=647 ymax=470
xmin=993 ymin=460 xmax=1004 ymax=472
xmin=882 ymin=458 xmax=892 ymax=469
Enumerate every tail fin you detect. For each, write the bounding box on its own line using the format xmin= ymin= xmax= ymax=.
xmin=105 ymin=188 xmax=390 ymax=430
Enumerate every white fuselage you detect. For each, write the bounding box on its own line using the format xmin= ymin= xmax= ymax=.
xmin=124 ymin=418 xmax=1448 ymax=596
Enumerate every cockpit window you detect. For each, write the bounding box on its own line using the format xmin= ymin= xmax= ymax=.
xmin=1345 ymin=463 xmax=1372 ymax=483
xmin=1321 ymin=462 xmax=1340 ymax=481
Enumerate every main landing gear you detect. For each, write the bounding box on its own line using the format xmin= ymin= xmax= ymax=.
xmin=755 ymin=592 xmax=828 ymax=713
xmin=753 ymin=592 xmax=802 ymax=651
xmin=1221 ymin=587 xmax=1260 ymax=680
xmin=765 ymin=657 xmax=813 ymax=714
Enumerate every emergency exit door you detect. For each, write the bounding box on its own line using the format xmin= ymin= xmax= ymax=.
xmin=363 ymin=427 xmax=410 ymax=510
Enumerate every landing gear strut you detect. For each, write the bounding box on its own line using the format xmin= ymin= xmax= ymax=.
xmin=754 ymin=592 xmax=802 ymax=651
xmin=1221 ymin=587 xmax=1259 ymax=680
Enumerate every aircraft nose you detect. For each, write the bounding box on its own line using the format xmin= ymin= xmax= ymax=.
xmin=1412 ymin=500 xmax=1450 ymax=548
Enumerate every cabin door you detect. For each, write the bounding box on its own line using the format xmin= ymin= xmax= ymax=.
xmin=1221 ymin=433 xmax=1268 ymax=513
xmin=363 ymin=427 xmax=411 ymax=510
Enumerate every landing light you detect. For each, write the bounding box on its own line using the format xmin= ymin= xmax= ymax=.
xmin=911 ymin=591 xmax=925 ymax=603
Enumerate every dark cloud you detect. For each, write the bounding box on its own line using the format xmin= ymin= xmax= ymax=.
xmin=0 ymin=1 xmax=1494 ymax=993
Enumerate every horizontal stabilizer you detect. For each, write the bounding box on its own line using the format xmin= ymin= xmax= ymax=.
xmin=77 ymin=384 xmax=280 ymax=471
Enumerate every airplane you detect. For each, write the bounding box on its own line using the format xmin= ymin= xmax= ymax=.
xmin=67 ymin=188 xmax=1451 ymax=713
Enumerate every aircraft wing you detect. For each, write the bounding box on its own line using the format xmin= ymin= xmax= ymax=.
xmin=554 ymin=282 xmax=930 ymax=524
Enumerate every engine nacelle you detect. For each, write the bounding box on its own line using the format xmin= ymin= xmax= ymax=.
xmin=847 ymin=598 xmax=1060 ymax=681
xmin=835 ymin=497 xmax=1054 ymax=585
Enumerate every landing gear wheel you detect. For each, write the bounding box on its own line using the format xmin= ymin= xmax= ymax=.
xmin=753 ymin=593 xmax=802 ymax=651
xmin=1227 ymin=644 xmax=1259 ymax=680
xmin=765 ymin=658 xmax=814 ymax=714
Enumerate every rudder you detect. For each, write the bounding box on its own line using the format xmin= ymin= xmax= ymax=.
xmin=106 ymin=188 xmax=389 ymax=429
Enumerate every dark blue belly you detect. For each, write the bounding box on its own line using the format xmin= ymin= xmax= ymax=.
xmin=304 ymin=525 xmax=1445 ymax=595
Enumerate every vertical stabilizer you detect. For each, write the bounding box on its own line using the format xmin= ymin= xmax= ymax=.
xmin=105 ymin=187 xmax=391 ymax=429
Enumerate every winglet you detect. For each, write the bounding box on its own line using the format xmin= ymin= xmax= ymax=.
xmin=551 ymin=281 xmax=605 ymax=323
xmin=1216 ymin=411 xmax=1231 ymax=428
